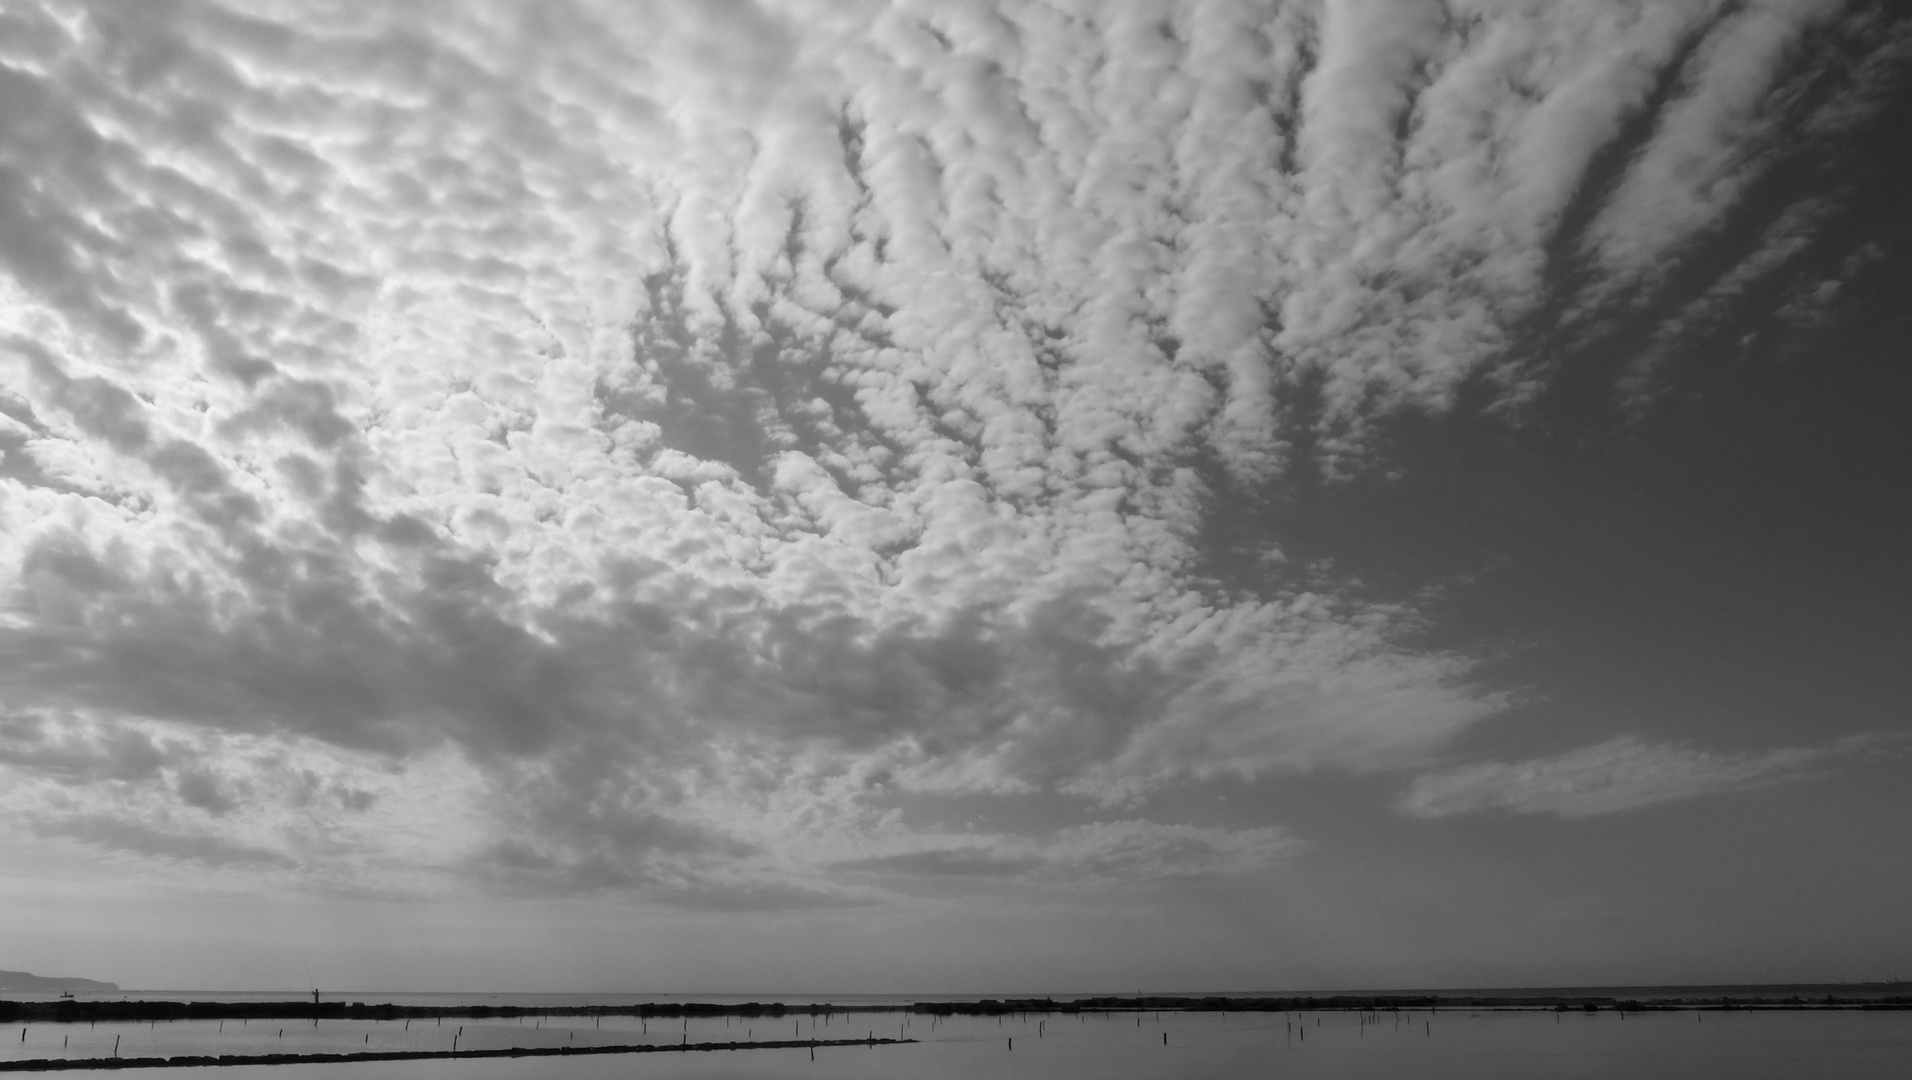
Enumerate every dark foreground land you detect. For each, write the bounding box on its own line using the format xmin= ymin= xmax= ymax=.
xmin=0 ymin=1037 xmax=912 ymax=1072
xmin=5 ymin=987 xmax=1910 ymax=1026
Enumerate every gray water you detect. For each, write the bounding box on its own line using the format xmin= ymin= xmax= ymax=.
xmin=7 ymin=1001 xmax=1910 ymax=1078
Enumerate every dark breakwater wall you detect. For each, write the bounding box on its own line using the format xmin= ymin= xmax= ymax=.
xmin=0 ymin=1037 xmax=912 ymax=1072
xmin=1 ymin=999 xmax=817 ymax=1024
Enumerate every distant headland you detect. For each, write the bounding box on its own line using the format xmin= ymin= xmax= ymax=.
xmin=0 ymin=971 xmax=119 ymax=994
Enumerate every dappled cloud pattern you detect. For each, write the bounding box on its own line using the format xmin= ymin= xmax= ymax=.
xmin=1 ymin=0 xmax=1905 ymax=906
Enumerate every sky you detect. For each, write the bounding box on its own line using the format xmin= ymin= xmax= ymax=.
xmin=1 ymin=0 xmax=1909 ymax=995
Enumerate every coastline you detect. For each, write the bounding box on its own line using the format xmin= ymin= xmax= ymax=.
xmin=5 ymin=991 xmax=1909 ymax=1026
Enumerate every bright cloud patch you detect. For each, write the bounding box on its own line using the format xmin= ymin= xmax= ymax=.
xmin=1 ymin=0 xmax=1904 ymax=907
xmin=834 ymin=820 xmax=1300 ymax=884
xmin=1395 ymin=734 xmax=1892 ymax=819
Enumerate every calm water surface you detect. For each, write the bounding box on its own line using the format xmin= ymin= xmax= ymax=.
xmin=7 ymin=997 xmax=1909 ymax=1078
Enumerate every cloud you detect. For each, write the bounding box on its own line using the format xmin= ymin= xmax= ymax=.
xmin=0 ymin=708 xmax=485 ymax=892
xmin=0 ymin=710 xmax=173 ymax=784
xmin=35 ymin=814 xmax=297 ymax=870
xmin=0 ymin=0 xmax=1903 ymax=905
xmin=833 ymin=819 xmax=1300 ymax=886
xmin=1395 ymin=733 xmax=1896 ymax=819
xmin=173 ymin=768 xmax=237 ymax=816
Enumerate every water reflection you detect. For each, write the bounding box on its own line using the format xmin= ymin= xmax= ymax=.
xmin=9 ymin=1006 xmax=1911 ymax=1079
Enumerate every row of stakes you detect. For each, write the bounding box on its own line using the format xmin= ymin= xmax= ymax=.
xmin=20 ymin=1011 xmax=1352 ymax=1054
xmin=15 ymin=1004 xmax=1735 ymax=1058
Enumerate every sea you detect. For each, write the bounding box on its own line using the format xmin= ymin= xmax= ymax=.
xmin=4 ymin=990 xmax=1909 ymax=1079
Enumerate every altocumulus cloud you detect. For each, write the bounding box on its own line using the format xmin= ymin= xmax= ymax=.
xmin=1395 ymin=734 xmax=1900 ymax=819
xmin=0 ymin=0 xmax=1905 ymax=906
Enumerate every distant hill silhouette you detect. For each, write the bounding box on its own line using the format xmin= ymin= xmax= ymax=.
xmin=0 ymin=969 xmax=118 ymax=993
